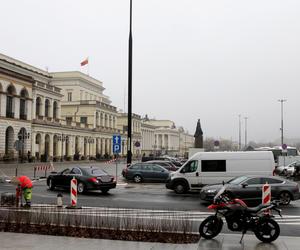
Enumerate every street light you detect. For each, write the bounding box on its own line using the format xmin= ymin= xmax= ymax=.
xmin=238 ymin=114 xmax=241 ymax=150
xmin=244 ymin=117 xmax=248 ymax=148
xmin=127 ymin=0 xmax=133 ymax=165
xmin=278 ymin=99 xmax=287 ymax=147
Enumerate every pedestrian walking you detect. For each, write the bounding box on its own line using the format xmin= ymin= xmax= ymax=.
xmin=11 ymin=175 xmax=33 ymax=208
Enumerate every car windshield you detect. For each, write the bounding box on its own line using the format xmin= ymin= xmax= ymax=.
xmin=84 ymin=168 xmax=107 ymax=176
xmin=227 ymin=176 xmax=248 ymax=185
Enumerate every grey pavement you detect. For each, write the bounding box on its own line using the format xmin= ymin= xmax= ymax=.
xmin=0 ymin=232 xmax=300 ymax=250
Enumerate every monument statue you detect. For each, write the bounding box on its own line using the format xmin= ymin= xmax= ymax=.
xmin=194 ymin=119 xmax=203 ymax=148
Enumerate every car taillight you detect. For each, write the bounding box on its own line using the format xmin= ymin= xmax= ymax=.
xmin=88 ymin=177 xmax=98 ymax=183
xmin=111 ymin=176 xmax=115 ymax=182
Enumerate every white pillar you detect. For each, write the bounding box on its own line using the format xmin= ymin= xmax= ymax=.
xmin=0 ymin=94 xmax=6 ymax=117
xmin=14 ymin=98 xmax=20 ymax=119
xmin=32 ymin=97 xmax=36 ymax=120
xmin=27 ymin=99 xmax=32 ymax=121
xmin=49 ymin=100 xmax=53 ymax=118
xmin=31 ymin=131 xmax=36 ymax=158
xmin=49 ymin=134 xmax=53 ymax=158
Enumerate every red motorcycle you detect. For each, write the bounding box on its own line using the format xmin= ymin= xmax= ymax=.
xmin=199 ymin=186 xmax=282 ymax=243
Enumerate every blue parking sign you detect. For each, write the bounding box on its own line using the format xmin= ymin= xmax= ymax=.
xmin=113 ymin=135 xmax=121 ymax=154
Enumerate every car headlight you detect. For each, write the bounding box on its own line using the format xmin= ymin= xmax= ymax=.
xmin=206 ymin=189 xmax=217 ymax=193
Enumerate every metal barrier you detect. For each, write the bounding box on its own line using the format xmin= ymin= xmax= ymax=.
xmin=34 ymin=163 xmax=54 ymax=179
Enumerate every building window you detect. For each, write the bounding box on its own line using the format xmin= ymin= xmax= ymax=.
xmin=19 ymin=89 xmax=28 ymax=120
xmin=45 ymin=99 xmax=50 ymax=117
xmin=80 ymin=117 xmax=87 ymax=124
xmin=53 ymin=101 xmax=58 ymax=119
xmin=66 ymin=117 xmax=72 ymax=125
xmin=67 ymin=92 xmax=72 ymax=101
xmin=36 ymin=97 xmax=42 ymax=117
xmin=6 ymin=85 xmax=16 ymax=118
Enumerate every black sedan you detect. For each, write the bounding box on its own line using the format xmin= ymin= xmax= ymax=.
xmin=200 ymin=175 xmax=300 ymax=205
xmin=47 ymin=167 xmax=116 ymax=194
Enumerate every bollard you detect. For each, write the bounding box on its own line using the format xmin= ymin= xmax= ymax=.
xmin=57 ymin=193 xmax=63 ymax=208
xmin=66 ymin=177 xmax=81 ymax=209
xmin=262 ymin=182 xmax=271 ymax=205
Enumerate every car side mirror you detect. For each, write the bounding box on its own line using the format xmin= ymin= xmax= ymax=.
xmin=242 ymin=183 xmax=248 ymax=188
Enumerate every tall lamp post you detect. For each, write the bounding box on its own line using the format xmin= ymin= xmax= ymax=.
xmin=127 ymin=0 xmax=133 ymax=165
xmin=238 ymin=114 xmax=241 ymax=150
xmin=278 ymin=99 xmax=287 ymax=147
xmin=244 ymin=117 xmax=248 ymax=148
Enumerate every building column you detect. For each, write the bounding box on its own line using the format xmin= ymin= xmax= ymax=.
xmin=32 ymin=97 xmax=36 ymax=120
xmin=61 ymin=137 xmax=65 ymax=158
xmin=92 ymin=140 xmax=96 ymax=157
xmin=40 ymin=133 xmax=45 ymax=156
xmin=86 ymin=140 xmax=90 ymax=157
xmin=14 ymin=98 xmax=20 ymax=119
xmin=49 ymin=100 xmax=53 ymax=118
xmin=49 ymin=134 xmax=53 ymax=158
xmin=109 ymin=139 xmax=112 ymax=155
xmin=68 ymin=136 xmax=74 ymax=157
xmin=31 ymin=131 xmax=36 ymax=157
xmin=57 ymin=136 xmax=62 ymax=158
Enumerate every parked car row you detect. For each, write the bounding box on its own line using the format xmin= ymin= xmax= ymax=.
xmin=46 ymin=152 xmax=300 ymax=207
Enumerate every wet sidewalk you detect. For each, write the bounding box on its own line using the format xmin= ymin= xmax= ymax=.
xmin=0 ymin=232 xmax=299 ymax=250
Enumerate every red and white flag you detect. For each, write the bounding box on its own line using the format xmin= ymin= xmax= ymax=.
xmin=80 ymin=57 xmax=89 ymax=66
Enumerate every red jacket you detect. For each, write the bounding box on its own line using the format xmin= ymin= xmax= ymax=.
xmin=18 ymin=176 xmax=33 ymax=189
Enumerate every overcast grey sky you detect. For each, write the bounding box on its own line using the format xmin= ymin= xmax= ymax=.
xmin=1 ymin=0 xmax=300 ymax=143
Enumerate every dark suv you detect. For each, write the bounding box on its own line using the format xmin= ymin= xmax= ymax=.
xmin=122 ymin=163 xmax=170 ymax=183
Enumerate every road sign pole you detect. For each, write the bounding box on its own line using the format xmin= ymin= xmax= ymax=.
xmin=115 ymin=154 xmax=118 ymax=183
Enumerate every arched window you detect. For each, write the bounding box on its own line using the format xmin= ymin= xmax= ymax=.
xmin=20 ymin=88 xmax=28 ymax=120
xmin=53 ymin=101 xmax=58 ymax=119
xmin=105 ymin=114 xmax=108 ymax=128
xmin=6 ymin=85 xmax=16 ymax=118
xmin=45 ymin=99 xmax=50 ymax=117
xmin=36 ymin=97 xmax=42 ymax=117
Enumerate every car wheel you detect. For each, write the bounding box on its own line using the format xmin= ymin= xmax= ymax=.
xmin=279 ymin=191 xmax=292 ymax=205
xmin=77 ymin=182 xmax=85 ymax=194
xmin=174 ymin=182 xmax=188 ymax=194
xmin=133 ymin=175 xmax=142 ymax=183
xmin=48 ymin=178 xmax=55 ymax=190
xmin=101 ymin=188 xmax=109 ymax=194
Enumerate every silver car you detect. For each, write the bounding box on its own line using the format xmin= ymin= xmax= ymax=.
xmin=275 ymin=161 xmax=300 ymax=177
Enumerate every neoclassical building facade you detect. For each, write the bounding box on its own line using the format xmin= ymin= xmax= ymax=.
xmin=0 ymin=53 xmax=125 ymax=161
xmin=0 ymin=53 xmax=193 ymax=162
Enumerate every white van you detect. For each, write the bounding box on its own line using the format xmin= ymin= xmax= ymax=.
xmin=166 ymin=151 xmax=275 ymax=194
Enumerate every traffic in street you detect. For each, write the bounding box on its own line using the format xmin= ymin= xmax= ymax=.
xmin=2 ymin=164 xmax=300 ymax=238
